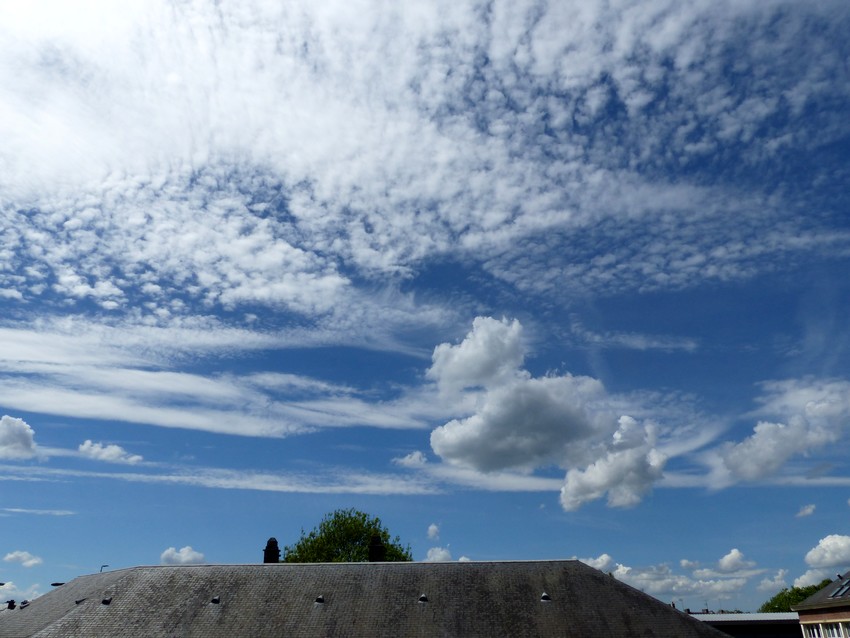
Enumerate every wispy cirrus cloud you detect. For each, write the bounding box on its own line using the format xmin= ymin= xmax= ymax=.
xmin=0 ymin=461 xmax=437 ymax=496
xmin=0 ymin=507 xmax=75 ymax=516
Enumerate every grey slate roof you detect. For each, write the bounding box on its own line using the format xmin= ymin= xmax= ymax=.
xmin=793 ymin=571 xmax=850 ymax=612
xmin=0 ymin=560 xmax=728 ymax=638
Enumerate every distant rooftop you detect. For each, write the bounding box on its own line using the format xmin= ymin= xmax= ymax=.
xmin=793 ymin=571 xmax=850 ymax=612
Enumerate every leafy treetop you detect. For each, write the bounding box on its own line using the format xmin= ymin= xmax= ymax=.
xmin=283 ymin=508 xmax=413 ymax=563
xmin=758 ymin=579 xmax=833 ymax=612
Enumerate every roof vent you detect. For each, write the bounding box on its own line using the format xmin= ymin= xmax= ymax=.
xmin=101 ymin=597 xmax=112 ymax=605
xmin=20 ymin=600 xmax=29 ymax=609
xmin=315 ymin=595 xmax=325 ymax=604
xmin=418 ymin=594 xmax=428 ymax=603
xmin=75 ymin=599 xmax=86 ymax=605
xmin=540 ymin=592 xmax=551 ymax=602
xmin=5 ymin=600 xmax=15 ymax=610
xmin=211 ymin=596 xmax=220 ymax=605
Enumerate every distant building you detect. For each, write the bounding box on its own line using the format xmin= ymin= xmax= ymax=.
xmin=0 ymin=560 xmax=727 ymax=637
xmin=692 ymin=612 xmax=800 ymax=637
xmin=793 ymin=571 xmax=850 ymax=638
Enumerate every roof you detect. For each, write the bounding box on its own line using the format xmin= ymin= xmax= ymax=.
xmin=691 ymin=613 xmax=799 ymax=624
xmin=0 ymin=560 xmax=728 ymax=638
xmin=793 ymin=571 xmax=850 ymax=612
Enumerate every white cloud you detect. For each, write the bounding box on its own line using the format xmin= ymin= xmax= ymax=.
xmin=794 ymin=535 xmax=850 ymax=587
xmin=425 ymin=318 xmax=669 ymax=509
xmin=431 ymin=373 xmax=608 ymax=472
xmin=796 ymin=504 xmax=816 ymax=518
xmin=804 ymin=535 xmax=850 ymax=569
xmin=0 ymin=415 xmax=37 ymax=460
xmin=701 ymin=378 xmax=850 ymax=488
xmin=0 ymin=461 xmax=438 ymax=496
xmin=795 ymin=569 xmax=834 ymax=588
xmin=718 ymin=417 xmax=833 ymax=482
xmin=3 ymin=550 xmax=43 ymax=568
xmin=160 ymin=546 xmax=205 ymax=565
xmin=570 ymin=318 xmax=698 ymax=352
xmin=0 ymin=581 xmax=40 ymax=601
xmin=580 ymin=553 xmax=616 ymax=572
xmin=1 ymin=508 xmax=75 ymax=516
xmin=560 ymin=417 xmax=666 ymax=510
xmin=423 ymin=547 xmax=452 ymax=562
xmin=576 ymin=553 xmax=747 ymax=601
xmin=690 ymin=549 xmax=762 ymax=580
xmin=427 ymin=523 xmax=439 ymax=540
xmin=0 ymin=322 xmax=441 ymax=439
xmin=428 ymin=317 xmax=607 ymax=472
xmin=758 ymin=569 xmax=788 ymax=592
xmin=0 ymin=0 xmax=844 ymax=329
xmin=718 ymin=549 xmax=756 ymax=573
xmin=0 ymin=0 xmax=845 ymax=529
xmin=427 ymin=317 xmax=524 ymax=393
xmin=78 ymin=440 xmax=143 ymax=464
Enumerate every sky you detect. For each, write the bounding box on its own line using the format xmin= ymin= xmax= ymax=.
xmin=0 ymin=0 xmax=849 ymax=613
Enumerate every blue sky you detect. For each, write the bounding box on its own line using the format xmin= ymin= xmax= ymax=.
xmin=1 ymin=0 xmax=849 ymax=612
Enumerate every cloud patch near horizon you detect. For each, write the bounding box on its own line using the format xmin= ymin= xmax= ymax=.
xmin=577 ymin=550 xmax=752 ymax=602
xmin=160 ymin=546 xmax=205 ymax=565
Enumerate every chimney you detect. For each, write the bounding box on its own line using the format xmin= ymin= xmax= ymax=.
xmin=368 ymin=533 xmax=386 ymax=562
xmin=263 ymin=537 xmax=280 ymax=563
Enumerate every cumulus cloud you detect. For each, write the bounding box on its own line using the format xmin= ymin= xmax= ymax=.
xmin=427 ymin=523 xmax=439 ymax=540
xmin=423 ymin=547 xmax=452 ymax=562
xmin=560 ymin=417 xmax=666 ymax=510
xmin=160 ymin=546 xmax=205 ymax=565
xmin=804 ymin=535 xmax=850 ymax=569
xmin=429 ymin=318 xmax=612 ymax=472
xmin=758 ymin=569 xmax=788 ymax=592
xmin=794 ymin=535 xmax=850 ymax=587
xmin=426 ymin=317 xmax=668 ymax=510
xmin=690 ymin=548 xmax=761 ymax=580
xmin=0 ymin=415 xmax=38 ymax=460
xmin=427 ymin=317 xmax=524 ymax=393
xmin=718 ymin=417 xmax=835 ymax=483
xmin=718 ymin=549 xmax=756 ymax=573
xmin=431 ymin=373 xmax=608 ymax=472
xmin=796 ymin=504 xmax=816 ymax=518
xmin=79 ymin=440 xmax=143 ymax=464
xmin=698 ymin=378 xmax=850 ymax=488
xmin=4 ymin=550 xmax=43 ymax=568
xmin=576 ymin=553 xmax=747 ymax=601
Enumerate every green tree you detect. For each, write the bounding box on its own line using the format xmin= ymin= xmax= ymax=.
xmin=758 ymin=579 xmax=833 ymax=612
xmin=283 ymin=508 xmax=413 ymax=563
